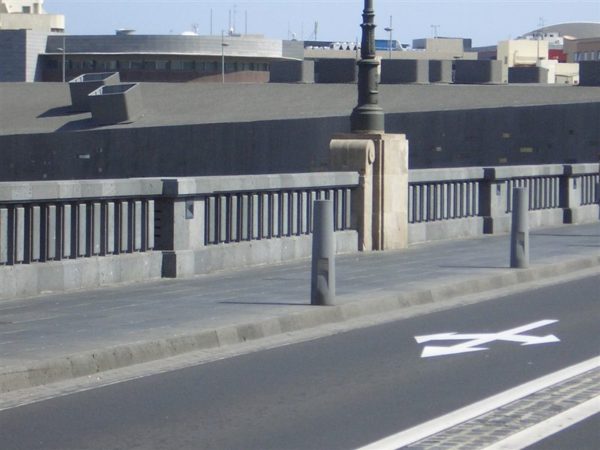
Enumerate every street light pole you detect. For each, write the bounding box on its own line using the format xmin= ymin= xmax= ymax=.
xmin=350 ymin=0 xmax=384 ymax=134
xmin=58 ymin=35 xmax=66 ymax=83
xmin=221 ymin=30 xmax=229 ymax=83
xmin=384 ymin=15 xmax=393 ymax=59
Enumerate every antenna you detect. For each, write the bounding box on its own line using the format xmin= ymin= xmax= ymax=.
xmin=431 ymin=24 xmax=440 ymax=38
xmin=210 ymin=8 xmax=213 ymax=35
xmin=245 ymin=10 xmax=247 ymax=35
xmin=233 ymin=4 xmax=237 ymax=34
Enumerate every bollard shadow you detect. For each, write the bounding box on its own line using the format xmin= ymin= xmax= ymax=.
xmin=220 ymin=301 xmax=311 ymax=307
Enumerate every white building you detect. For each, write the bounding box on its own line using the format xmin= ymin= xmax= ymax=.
xmin=0 ymin=0 xmax=64 ymax=33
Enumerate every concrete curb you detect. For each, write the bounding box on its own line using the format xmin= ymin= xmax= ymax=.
xmin=2 ymin=254 xmax=599 ymax=394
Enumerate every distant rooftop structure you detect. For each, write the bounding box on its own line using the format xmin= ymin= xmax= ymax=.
xmin=519 ymin=22 xmax=600 ymax=48
xmin=0 ymin=0 xmax=64 ymax=32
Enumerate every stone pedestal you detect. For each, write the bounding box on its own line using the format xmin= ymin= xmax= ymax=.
xmin=330 ymin=133 xmax=409 ymax=251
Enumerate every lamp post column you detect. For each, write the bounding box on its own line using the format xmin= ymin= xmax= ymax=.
xmin=350 ymin=0 xmax=384 ymax=134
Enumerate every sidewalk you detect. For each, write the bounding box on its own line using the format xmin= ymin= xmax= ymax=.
xmin=1 ymin=223 xmax=599 ymax=393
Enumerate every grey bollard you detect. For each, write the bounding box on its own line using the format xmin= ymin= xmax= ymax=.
xmin=311 ymin=200 xmax=336 ymax=305
xmin=510 ymin=187 xmax=529 ymax=269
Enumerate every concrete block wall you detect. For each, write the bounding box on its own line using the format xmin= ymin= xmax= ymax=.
xmin=509 ymin=67 xmax=549 ymax=84
xmin=314 ymin=58 xmax=357 ymax=83
xmin=454 ymin=60 xmax=507 ymax=84
xmin=579 ymin=61 xmax=600 ymax=86
xmin=269 ymin=60 xmax=315 ymax=83
xmin=380 ymin=59 xmax=429 ymax=84
xmin=429 ymin=60 xmax=453 ymax=83
xmin=1 ymin=102 xmax=599 ymax=182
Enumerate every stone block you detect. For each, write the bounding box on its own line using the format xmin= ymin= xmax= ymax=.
xmin=508 ymin=66 xmax=549 ymax=84
xmin=314 ymin=58 xmax=357 ymax=83
xmin=270 ymin=60 xmax=314 ymax=83
xmin=454 ymin=60 xmax=506 ymax=84
xmin=381 ymin=59 xmax=429 ymax=84
xmin=579 ymin=61 xmax=600 ymax=86
xmin=429 ymin=60 xmax=453 ymax=83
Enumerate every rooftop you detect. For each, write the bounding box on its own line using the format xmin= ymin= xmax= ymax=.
xmin=2 ymin=82 xmax=600 ymax=136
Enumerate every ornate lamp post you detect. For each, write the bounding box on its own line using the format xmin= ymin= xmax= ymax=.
xmin=350 ymin=0 xmax=384 ymax=134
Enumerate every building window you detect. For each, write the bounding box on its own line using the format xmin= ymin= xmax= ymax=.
xmin=22 ymin=6 xmax=31 ymax=13
xmin=46 ymin=59 xmax=59 ymax=69
xmin=143 ymin=61 xmax=157 ymax=70
xmin=182 ymin=60 xmax=194 ymax=71
xmin=156 ymin=60 xmax=168 ymax=70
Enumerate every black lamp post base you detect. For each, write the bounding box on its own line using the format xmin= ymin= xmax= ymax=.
xmin=350 ymin=104 xmax=385 ymax=134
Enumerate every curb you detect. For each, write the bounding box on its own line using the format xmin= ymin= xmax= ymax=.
xmin=2 ymin=254 xmax=599 ymax=394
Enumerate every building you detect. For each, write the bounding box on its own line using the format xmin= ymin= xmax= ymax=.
xmin=475 ymin=22 xmax=600 ymax=63
xmin=0 ymin=30 xmax=304 ymax=82
xmin=304 ymin=37 xmax=477 ymax=62
xmin=564 ymin=36 xmax=600 ymax=63
xmin=0 ymin=0 xmax=64 ymax=33
xmin=40 ymin=33 xmax=304 ymax=83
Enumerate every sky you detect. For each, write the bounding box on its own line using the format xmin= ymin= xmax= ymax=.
xmin=45 ymin=1 xmax=600 ymax=47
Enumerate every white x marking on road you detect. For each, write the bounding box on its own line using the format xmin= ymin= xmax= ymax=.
xmin=415 ymin=320 xmax=560 ymax=358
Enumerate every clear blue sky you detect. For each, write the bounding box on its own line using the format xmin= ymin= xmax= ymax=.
xmin=46 ymin=1 xmax=599 ymax=47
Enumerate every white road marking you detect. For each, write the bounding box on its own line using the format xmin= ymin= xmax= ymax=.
xmin=415 ymin=319 xmax=560 ymax=358
xmin=355 ymin=356 xmax=600 ymax=450
xmin=481 ymin=395 xmax=600 ymax=450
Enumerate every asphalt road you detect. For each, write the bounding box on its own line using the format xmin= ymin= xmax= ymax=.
xmin=1 ymin=274 xmax=598 ymax=450
xmin=526 ymin=414 xmax=599 ymax=450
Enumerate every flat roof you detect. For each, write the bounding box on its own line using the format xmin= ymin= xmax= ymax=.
xmin=1 ymin=82 xmax=599 ymax=136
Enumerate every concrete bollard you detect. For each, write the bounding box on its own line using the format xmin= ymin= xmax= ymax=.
xmin=510 ymin=187 xmax=529 ymax=269
xmin=311 ymin=199 xmax=336 ymax=305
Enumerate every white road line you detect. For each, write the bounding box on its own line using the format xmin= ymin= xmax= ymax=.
xmin=481 ymin=395 xmax=600 ymax=450
xmin=356 ymin=355 xmax=600 ymax=450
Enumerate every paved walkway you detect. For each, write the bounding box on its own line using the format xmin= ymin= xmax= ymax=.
xmin=1 ymin=223 xmax=599 ymax=392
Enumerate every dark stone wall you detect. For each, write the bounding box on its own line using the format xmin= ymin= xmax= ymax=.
xmin=1 ymin=102 xmax=598 ymax=181
xmin=508 ymin=67 xmax=548 ymax=84
xmin=314 ymin=59 xmax=357 ymax=83
xmin=579 ymin=62 xmax=600 ymax=87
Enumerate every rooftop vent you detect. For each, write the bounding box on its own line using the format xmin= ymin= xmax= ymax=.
xmin=88 ymin=83 xmax=144 ymax=125
xmin=69 ymin=72 xmax=120 ymax=112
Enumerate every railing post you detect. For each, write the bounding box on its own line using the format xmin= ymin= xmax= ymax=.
xmin=481 ymin=168 xmax=509 ymax=234
xmin=561 ymin=164 xmax=583 ymax=224
xmin=510 ymin=187 xmax=529 ymax=269
xmin=311 ymin=199 xmax=335 ymax=306
xmin=158 ymin=179 xmax=205 ymax=278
